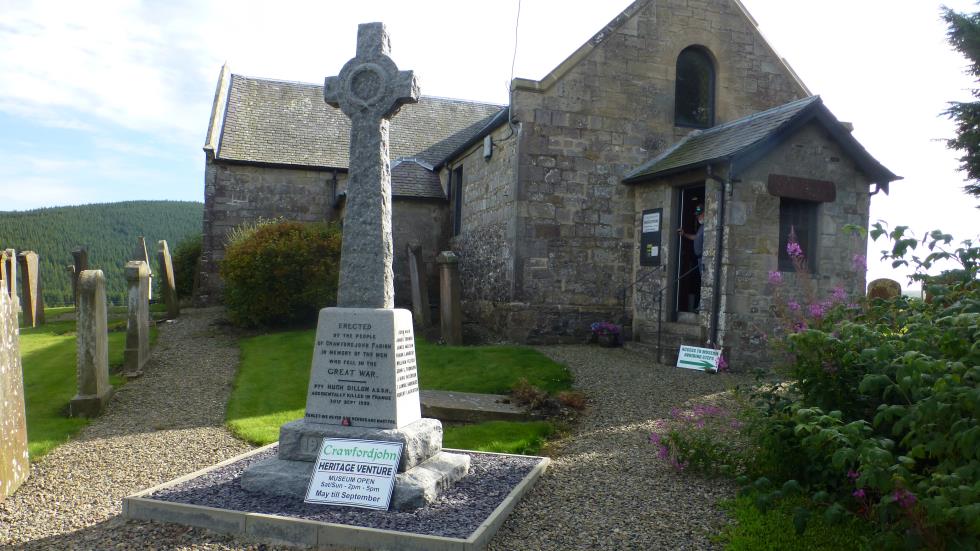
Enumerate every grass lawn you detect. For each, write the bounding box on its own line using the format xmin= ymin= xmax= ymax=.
xmin=227 ymin=328 xmax=572 ymax=454
xmin=19 ymin=309 xmax=158 ymax=459
xmin=716 ymin=495 xmax=874 ymax=550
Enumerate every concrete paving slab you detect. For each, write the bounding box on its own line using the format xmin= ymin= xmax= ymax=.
xmin=420 ymin=390 xmax=535 ymax=422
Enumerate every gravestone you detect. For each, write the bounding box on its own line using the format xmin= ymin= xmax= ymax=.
xmin=70 ymin=270 xmax=113 ymax=417
xmin=122 ymin=260 xmax=150 ymax=377
xmin=0 ymin=251 xmax=8 ymax=298
xmin=133 ymin=237 xmax=153 ymax=301
xmin=867 ymin=278 xmax=901 ymax=301
xmin=0 ymin=279 xmax=29 ymax=500
xmin=3 ymin=249 xmax=19 ymax=313
xmin=70 ymin=247 xmax=88 ymax=307
xmin=17 ymin=251 xmax=44 ymax=327
xmin=406 ymin=242 xmax=431 ymax=327
xmin=157 ymin=240 xmax=179 ymax=319
xmin=241 ymin=22 xmax=469 ymax=511
xmin=437 ymin=251 xmax=462 ymax=345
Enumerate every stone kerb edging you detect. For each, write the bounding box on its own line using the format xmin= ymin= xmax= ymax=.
xmin=123 ymin=444 xmax=550 ymax=550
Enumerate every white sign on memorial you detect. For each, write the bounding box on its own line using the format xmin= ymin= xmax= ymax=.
xmin=305 ymin=308 xmax=421 ymax=429
xmin=676 ymin=345 xmax=722 ymax=371
xmin=305 ymin=438 xmax=403 ymax=510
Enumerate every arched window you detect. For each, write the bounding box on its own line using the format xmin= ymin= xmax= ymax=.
xmin=674 ymin=47 xmax=715 ymax=128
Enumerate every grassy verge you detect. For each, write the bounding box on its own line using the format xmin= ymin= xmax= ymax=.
xmin=716 ymin=495 xmax=874 ymax=551
xmin=19 ymin=310 xmax=158 ymax=459
xmin=227 ymin=328 xmax=572 ymax=454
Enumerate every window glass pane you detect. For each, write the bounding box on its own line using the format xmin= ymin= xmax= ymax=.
xmin=778 ymin=198 xmax=818 ymax=272
xmin=675 ymin=48 xmax=714 ymax=128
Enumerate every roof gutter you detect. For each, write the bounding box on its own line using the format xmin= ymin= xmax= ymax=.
xmin=433 ymin=108 xmax=510 ymax=170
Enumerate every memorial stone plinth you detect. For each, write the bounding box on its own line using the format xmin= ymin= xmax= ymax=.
xmin=0 ymin=282 xmax=29 ymax=500
xmin=240 ymin=22 xmax=468 ymax=511
xmin=70 ymin=270 xmax=113 ymax=417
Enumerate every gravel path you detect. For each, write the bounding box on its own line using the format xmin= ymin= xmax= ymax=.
xmin=2 ymin=313 xmax=746 ymax=550
xmin=487 ymin=345 xmax=749 ymax=551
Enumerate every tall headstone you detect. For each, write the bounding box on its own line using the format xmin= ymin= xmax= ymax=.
xmin=70 ymin=247 xmax=88 ymax=307
xmin=123 ymin=261 xmax=150 ymax=377
xmin=133 ymin=237 xmax=153 ymax=301
xmin=3 ymin=249 xmax=19 ymax=313
xmin=17 ymin=251 xmax=44 ymax=327
xmin=406 ymin=242 xmax=431 ymax=327
xmin=70 ymin=270 xmax=113 ymax=417
xmin=157 ymin=240 xmax=179 ymax=319
xmin=0 ymin=279 xmax=29 ymax=500
xmin=437 ymin=251 xmax=463 ymax=345
xmin=241 ymin=23 xmax=469 ymax=511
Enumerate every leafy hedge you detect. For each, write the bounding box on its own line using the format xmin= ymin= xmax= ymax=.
xmin=220 ymin=220 xmax=342 ymax=327
xmin=171 ymin=233 xmax=201 ymax=299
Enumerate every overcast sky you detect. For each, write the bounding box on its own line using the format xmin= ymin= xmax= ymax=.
xmin=0 ymin=0 xmax=977 ymax=286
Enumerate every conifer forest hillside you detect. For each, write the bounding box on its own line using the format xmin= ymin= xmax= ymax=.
xmin=0 ymin=201 xmax=203 ymax=306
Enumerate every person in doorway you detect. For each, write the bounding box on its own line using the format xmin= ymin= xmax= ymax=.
xmin=678 ymin=204 xmax=705 ymax=274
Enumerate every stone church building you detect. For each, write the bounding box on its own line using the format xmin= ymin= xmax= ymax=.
xmin=199 ymin=0 xmax=898 ymax=368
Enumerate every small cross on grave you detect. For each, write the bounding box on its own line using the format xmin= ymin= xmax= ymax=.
xmin=324 ymin=22 xmax=419 ymax=309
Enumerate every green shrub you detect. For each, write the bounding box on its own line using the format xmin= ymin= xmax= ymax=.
xmin=171 ymin=233 xmax=202 ymax=299
xmin=741 ymin=226 xmax=980 ymax=549
xmin=220 ymin=220 xmax=342 ymax=327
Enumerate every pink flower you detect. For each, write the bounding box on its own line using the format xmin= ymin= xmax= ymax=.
xmin=892 ymin=488 xmax=917 ymax=509
xmin=787 ymin=241 xmax=804 ymax=259
xmin=657 ymin=445 xmax=670 ymax=459
xmin=847 ymin=470 xmax=860 ymax=481
xmin=852 ymin=254 xmax=867 ymax=271
xmin=831 ymin=286 xmax=848 ymax=304
xmin=853 ymin=488 xmax=866 ymax=499
xmin=649 ymin=433 xmax=661 ymax=445
xmin=768 ymin=271 xmax=783 ymax=285
xmin=716 ymin=355 xmax=729 ymax=372
xmin=793 ymin=321 xmax=808 ymax=333
xmin=787 ymin=300 xmax=801 ymax=312
xmin=808 ymin=302 xmax=827 ymax=319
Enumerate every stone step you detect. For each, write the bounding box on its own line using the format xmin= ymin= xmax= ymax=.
xmin=420 ymin=390 xmax=534 ymax=423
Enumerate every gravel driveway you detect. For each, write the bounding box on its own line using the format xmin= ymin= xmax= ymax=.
xmin=2 ymin=310 xmax=745 ymax=550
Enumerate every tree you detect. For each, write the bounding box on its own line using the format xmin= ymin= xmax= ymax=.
xmin=942 ymin=6 xmax=980 ymax=200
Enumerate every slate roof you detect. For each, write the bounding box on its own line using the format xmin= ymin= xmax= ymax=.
xmin=623 ymin=96 xmax=900 ymax=190
xmin=391 ymin=159 xmax=445 ymax=200
xmin=215 ymin=74 xmax=505 ymax=169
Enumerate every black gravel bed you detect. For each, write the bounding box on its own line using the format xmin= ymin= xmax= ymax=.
xmin=149 ymin=446 xmax=542 ymax=539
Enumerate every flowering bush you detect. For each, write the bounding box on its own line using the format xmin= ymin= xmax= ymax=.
xmin=740 ymin=224 xmax=980 ymax=548
xmin=590 ymin=321 xmax=621 ymax=337
xmin=650 ymin=402 xmax=747 ymax=477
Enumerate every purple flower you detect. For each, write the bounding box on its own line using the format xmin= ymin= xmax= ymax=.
xmin=852 ymin=254 xmax=867 ymax=271
xmin=853 ymin=488 xmax=866 ymax=499
xmin=787 ymin=241 xmax=804 ymax=259
xmin=649 ymin=433 xmax=661 ymax=445
xmin=730 ymin=419 xmax=743 ymax=430
xmin=793 ymin=321 xmax=808 ymax=333
xmin=831 ymin=286 xmax=848 ymax=304
xmin=847 ymin=470 xmax=860 ymax=481
xmin=669 ymin=407 xmax=681 ymax=419
xmin=716 ymin=355 xmax=729 ymax=372
xmin=847 ymin=302 xmax=860 ymax=310
xmin=768 ymin=271 xmax=783 ymax=285
xmin=695 ymin=419 xmax=706 ymax=429
xmin=808 ymin=302 xmax=827 ymax=319
xmin=787 ymin=300 xmax=801 ymax=312
xmin=657 ymin=445 xmax=670 ymax=459
xmin=892 ymin=488 xmax=917 ymax=509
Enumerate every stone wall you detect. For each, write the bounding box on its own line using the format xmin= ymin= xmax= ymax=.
xmin=199 ymin=157 xmax=344 ymax=303
xmin=507 ymin=0 xmax=808 ymax=338
xmin=448 ymin=122 xmax=520 ymax=304
xmin=392 ymin=199 xmax=448 ymax=308
xmin=720 ymin=122 xmax=871 ymax=368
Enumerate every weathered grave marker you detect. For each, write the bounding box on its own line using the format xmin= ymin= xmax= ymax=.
xmin=241 ymin=22 xmax=469 ymax=511
xmin=437 ymin=251 xmax=462 ymax=345
xmin=0 ymin=278 xmax=29 ymax=500
xmin=867 ymin=278 xmax=901 ymax=301
xmin=17 ymin=251 xmax=44 ymax=327
xmin=157 ymin=240 xmax=179 ymax=319
xmin=133 ymin=237 xmax=153 ymax=301
xmin=71 ymin=247 xmax=88 ymax=307
xmin=406 ymin=242 xmax=431 ymax=326
xmin=70 ymin=270 xmax=113 ymax=417
xmin=3 ymin=249 xmax=19 ymax=312
xmin=123 ymin=260 xmax=150 ymax=377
